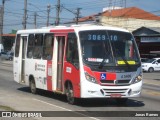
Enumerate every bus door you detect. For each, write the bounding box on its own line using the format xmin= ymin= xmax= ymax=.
xmin=54 ymin=36 xmax=65 ymax=91
xmin=14 ymin=35 xmax=27 ymax=83
xmin=21 ymin=36 xmax=27 ymax=83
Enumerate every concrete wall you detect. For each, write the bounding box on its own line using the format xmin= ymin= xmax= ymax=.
xmin=101 ymin=16 xmax=160 ymax=32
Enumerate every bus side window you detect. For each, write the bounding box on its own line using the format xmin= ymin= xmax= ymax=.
xmin=66 ymin=33 xmax=79 ymax=68
xmin=15 ymin=34 xmax=20 ymax=57
xmin=27 ymin=34 xmax=34 ymax=58
xmin=33 ymin=34 xmax=43 ymax=59
xmin=42 ymin=34 xmax=54 ymax=60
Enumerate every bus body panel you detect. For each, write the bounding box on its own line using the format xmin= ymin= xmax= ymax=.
xmin=63 ymin=61 xmax=80 ymax=98
xmin=13 ymin=57 xmax=21 ymax=83
xmin=25 ymin=59 xmax=48 ymax=90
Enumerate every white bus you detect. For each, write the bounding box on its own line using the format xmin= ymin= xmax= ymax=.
xmin=13 ymin=25 xmax=142 ymax=104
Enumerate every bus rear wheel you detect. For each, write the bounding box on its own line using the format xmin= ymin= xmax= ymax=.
xmin=66 ymin=83 xmax=76 ymax=104
xmin=30 ymin=78 xmax=36 ymax=94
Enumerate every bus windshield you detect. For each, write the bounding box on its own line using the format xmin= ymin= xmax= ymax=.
xmin=79 ymin=30 xmax=140 ymax=66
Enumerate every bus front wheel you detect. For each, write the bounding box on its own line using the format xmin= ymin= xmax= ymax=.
xmin=29 ymin=78 xmax=36 ymax=94
xmin=66 ymin=83 xmax=76 ymax=104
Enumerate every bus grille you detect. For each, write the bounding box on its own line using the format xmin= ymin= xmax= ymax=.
xmin=100 ymin=79 xmax=130 ymax=85
xmin=101 ymin=88 xmax=129 ymax=96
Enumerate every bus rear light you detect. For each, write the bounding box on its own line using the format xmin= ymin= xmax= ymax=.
xmin=85 ymin=72 xmax=98 ymax=84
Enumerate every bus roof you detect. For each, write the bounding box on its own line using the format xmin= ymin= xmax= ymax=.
xmin=17 ymin=24 xmax=129 ymax=34
xmin=71 ymin=24 xmax=129 ymax=32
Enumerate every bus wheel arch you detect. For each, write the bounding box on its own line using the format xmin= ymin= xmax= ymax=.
xmin=64 ymin=80 xmax=76 ymax=104
xmin=29 ymin=75 xmax=37 ymax=94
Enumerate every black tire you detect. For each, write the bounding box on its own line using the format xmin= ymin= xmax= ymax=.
xmin=148 ymin=67 xmax=154 ymax=72
xmin=30 ymin=78 xmax=37 ymax=94
xmin=116 ymin=98 xmax=128 ymax=104
xmin=66 ymin=83 xmax=76 ymax=104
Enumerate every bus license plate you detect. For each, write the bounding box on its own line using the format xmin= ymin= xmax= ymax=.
xmin=110 ymin=94 xmax=121 ymax=98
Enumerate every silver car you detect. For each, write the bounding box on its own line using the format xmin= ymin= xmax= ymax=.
xmin=1 ymin=51 xmax=14 ymax=60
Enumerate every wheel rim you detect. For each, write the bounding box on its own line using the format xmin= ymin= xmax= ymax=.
xmin=67 ymin=88 xmax=74 ymax=104
xmin=149 ymin=68 xmax=153 ymax=72
xmin=66 ymin=83 xmax=75 ymax=104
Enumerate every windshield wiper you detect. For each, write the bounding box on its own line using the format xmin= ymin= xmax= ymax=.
xmin=99 ymin=58 xmax=107 ymax=69
xmin=99 ymin=41 xmax=110 ymax=69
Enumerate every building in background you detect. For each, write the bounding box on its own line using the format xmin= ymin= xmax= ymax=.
xmin=0 ymin=30 xmax=16 ymax=51
xmin=133 ymin=27 xmax=160 ymax=58
xmin=78 ymin=7 xmax=160 ymax=58
xmin=101 ymin=7 xmax=160 ymax=32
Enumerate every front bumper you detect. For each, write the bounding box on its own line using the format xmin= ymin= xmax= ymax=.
xmin=81 ymin=80 xmax=142 ymax=98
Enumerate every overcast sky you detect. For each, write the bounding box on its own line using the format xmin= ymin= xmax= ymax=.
xmin=2 ymin=0 xmax=160 ymax=33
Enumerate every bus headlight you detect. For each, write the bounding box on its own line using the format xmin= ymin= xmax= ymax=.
xmin=132 ymin=75 xmax=142 ymax=84
xmin=85 ymin=72 xmax=98 ymax=84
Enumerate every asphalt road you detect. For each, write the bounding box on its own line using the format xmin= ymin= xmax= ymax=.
xmin=0 ymin=60 xmax=160 ymax=120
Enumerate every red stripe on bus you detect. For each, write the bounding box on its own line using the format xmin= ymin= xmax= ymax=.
xmin=50 ymin=29 xmax=74 ymax=33
xmin=106 ymin=73 xmax=116 ymax=80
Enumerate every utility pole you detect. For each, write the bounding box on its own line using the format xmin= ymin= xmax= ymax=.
xmin=22 ymin=0 xmax=27 ymax=29
xmin=47 ymin=4 xmax=50 ymax=26
xmin=75 ymin=8 xmax=81 ymax=24
xmin=108 ymin=0 xmax=112 ymax=16
xmin=0 ymin=0 xmax=5 ymax=44
xmin=55 ymin=0 xmax=60 ymax=25
xmin=34 ymin=12 xmax=37 ymax=28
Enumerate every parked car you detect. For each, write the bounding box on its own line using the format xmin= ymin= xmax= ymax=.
xmin=1 ymin=51 xmax=14 ymax=60
xmin=142 ymin=58 xmax=160 ymax=72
